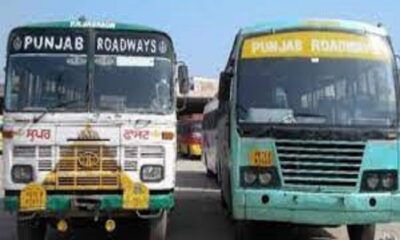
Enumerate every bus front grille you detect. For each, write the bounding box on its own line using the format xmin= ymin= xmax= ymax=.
xmin=276 ymin=140 xmax=365 ymax=189
xmin=58 ymin=146 xmax=118 ymax=172
xmin=56 ymin=175 xmax=120 ymax=190
xmin=55 ymin=145 xmax=120 ymax=190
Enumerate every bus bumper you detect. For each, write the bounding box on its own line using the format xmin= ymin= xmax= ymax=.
xmin=232 ymin=189 xmax=400 ymax=225
xmin=3 ymin=193 xmax=174 ymax=215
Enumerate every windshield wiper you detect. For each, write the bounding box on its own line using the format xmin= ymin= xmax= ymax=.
xmin=33 ymin=99 xmax=81 ymax=123
xmin=293 ymin=112 xmax=327 ymax=118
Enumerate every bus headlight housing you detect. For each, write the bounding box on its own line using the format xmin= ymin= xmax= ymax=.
xmin=382 ymin=172 xmax=396 ymax=189
xmin=240 ymin=167 xmax=280 ymax=188
xmin=366 ymin=173 xmax=380 ymax=190
xmin=12 ymin=165 xmax=34 ymax=183
xmin=140 ymin=165 xmax=164 ymax=182
xmin=362 ymin=170 xmax=397 ymax=192
xmin=243 ymin=169 xmax=257 ymax=185
xmin=258 ymin=172 xmax=273 ymax=185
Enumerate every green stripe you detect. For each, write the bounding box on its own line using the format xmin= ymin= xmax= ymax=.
xmin=4 ymin=193 xmax=174 ymax=213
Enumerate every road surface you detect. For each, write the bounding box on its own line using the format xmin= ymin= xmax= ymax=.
xmin=1 ymin=160 xmax=399 ymax=240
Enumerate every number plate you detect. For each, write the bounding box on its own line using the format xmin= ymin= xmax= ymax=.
xmin=249 ymin=150 xmax=273 ymax=167
xmin=123 ymin=182 xmax=150 ymax=210
xmin=20 ymin=184 xmax=46 ymax=212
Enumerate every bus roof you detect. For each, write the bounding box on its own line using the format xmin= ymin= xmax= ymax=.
xmin=240 ymin=18 xmax=388 ymax=36
xmin=14 ymin=20 xmax=164 ymax=33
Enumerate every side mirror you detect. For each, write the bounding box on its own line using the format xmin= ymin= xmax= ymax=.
xmin=177 ymin=62 xmax=190 ymax=95
xmin=218 ymin=71 xmax=232 ymax=102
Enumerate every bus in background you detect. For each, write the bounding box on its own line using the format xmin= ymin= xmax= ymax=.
xmin=3 ymin=19 xmax=189 ymax=240
xmin=177 ymin=114 xmax=203 ymax=159
xmin=202 ymin=98 xmax=219 ymax=176
xmin=217 ymin=19 xmax=400 ymax=240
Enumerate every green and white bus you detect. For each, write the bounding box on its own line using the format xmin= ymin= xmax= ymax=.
xmin=217 ymin=19 xmax=400 ymax=240
xmin=3 ymin=19 xmax=189 ymax=240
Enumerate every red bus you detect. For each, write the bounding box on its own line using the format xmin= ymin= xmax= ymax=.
xmin=177 ymin=114 xmax=203 ymax=158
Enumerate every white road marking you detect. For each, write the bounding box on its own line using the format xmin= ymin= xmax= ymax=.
xmin=175 ymin=187 xmax=220 ymax=194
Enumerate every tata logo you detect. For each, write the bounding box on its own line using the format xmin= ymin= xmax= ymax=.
xmin=78 ymin=152 xmax=99 ymax=169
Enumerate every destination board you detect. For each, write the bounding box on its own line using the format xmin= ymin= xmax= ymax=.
xmin=241 ymin=31 xmax=391 ymax=61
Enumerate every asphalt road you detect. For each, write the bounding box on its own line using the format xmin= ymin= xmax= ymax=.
xmin=1 ymin=160 xmax=400 ymax=240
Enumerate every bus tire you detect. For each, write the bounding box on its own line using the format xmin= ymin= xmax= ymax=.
xmin=149 ymin=211 xmax=168 ymax=240
xmin=347 ymin=224 xmax=375 ymax=240
xmin=17 ymin=218 xmax=47 ymax=240
xmin=234 ymin=221 xmax=252 ymax=240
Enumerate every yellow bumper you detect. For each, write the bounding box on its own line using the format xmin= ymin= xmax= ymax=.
xmin=20 ymin=173 xmax=150 ymax=212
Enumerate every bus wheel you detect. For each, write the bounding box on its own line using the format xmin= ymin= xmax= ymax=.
xmin=347 ymin=224 xmax=375 ymax=240
xmin=234 ymin=221 xmax=252 ymax=240
xmin=149 ymin=211 xmax=168 ymax=240
xmin=17 ymin=218 xmax=47 ymax=240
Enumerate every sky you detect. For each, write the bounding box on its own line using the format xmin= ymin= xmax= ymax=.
xmin=0 ymin=0 xmax=399 ymax=82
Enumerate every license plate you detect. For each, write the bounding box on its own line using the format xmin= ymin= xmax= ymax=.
xmin=20 ymin=184 xmax=46 ymax=212
xmin=249 ymin=150 xmax=273 ymax=167
xmin=123 ymin=183 xmax=149 ymax=210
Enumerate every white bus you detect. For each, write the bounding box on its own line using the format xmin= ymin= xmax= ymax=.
xmin=202 ymin=98 xmax=219 ymax=176
xmin=3 ymin=19 xmax=189 ymax=240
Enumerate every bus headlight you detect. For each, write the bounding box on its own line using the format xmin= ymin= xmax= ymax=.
xmin=12 ymin=165 xmax=34 ymax=183
xmin=259 ymin=172 xmax=273 ymax=185
xmin=382 ymin=172 xmax=396 ymax=189
xmin=366 ymin=173 xmax=380 ymax=190
xmin=240 ymin=167 xmax=280 ymax=188
xmin=140 ymin=165 xmax=164 ymax=182
xmin=362 ymin=170 xmax=397 ymax=192
xmin=243 ymin=169 xmax=257 ymax=185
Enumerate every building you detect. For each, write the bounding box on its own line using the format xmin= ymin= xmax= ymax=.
xmin=177 ymin=76 xmax=218 ymax=116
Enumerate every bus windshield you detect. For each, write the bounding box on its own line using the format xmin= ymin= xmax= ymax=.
xmin=5 ymin=28 xmax=175 ymax=114
xmin=237 ymin=31 xmax=397 ymax=127
xmin=6 ymin=54 xmax=87 ymax=111
xmin=94 ymin=56 xmax=173 ymax=113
